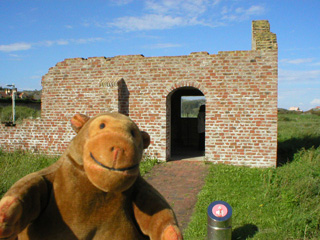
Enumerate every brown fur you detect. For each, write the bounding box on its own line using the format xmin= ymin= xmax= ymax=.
xmin=0 ymin=112 xmax=183 ymax=240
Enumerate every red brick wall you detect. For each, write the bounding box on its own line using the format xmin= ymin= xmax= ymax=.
xmin=0 ymin=20 xmax=278 ymax=167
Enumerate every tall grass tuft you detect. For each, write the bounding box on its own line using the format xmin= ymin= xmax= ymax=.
xmin=140 ymin=155 xmax=159 ymax=176
xmin=0 ymin=150 xmax=58 ymax=198
xmin=264 ymin=147 xmax=320 ymax=239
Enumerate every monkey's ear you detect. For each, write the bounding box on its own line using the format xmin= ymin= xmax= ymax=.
xmin=141 ymin=131 xmax=150 ymax=149
xmin=71 ymin=114 xmax=90 ymax=133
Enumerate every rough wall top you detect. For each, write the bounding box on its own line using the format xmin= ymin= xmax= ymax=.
xmin=252 ymin=20 xmax=278 ymax=50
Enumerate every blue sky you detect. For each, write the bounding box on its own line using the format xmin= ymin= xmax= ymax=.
xmin=0 ymin=0 xmax=319 ymax=111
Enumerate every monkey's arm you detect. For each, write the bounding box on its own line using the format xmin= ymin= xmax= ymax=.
xmin=132 ymin=176 xmax=183 ymax=240
xmin=0 ymin=161 xmax=59 ymax=240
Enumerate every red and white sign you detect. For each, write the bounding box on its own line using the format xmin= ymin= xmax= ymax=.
xmin=212 ymin=204 xmax=228 ymax=218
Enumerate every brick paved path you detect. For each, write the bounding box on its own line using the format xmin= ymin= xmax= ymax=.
xmin=145 ymin=160 xmax=210 ymax=231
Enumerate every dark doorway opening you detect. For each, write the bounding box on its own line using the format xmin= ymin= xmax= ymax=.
xmin=170 ymin=87 xmax=205 ymax=160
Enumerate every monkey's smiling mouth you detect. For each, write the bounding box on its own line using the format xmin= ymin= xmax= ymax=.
xmin=90 ymin=152 xmax=139 ymax=172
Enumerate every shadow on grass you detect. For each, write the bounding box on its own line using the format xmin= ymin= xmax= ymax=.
xmin=277 ymin=136 xmax=320 ymax=166
xmin=232 ymin=224 xmax=259 ymax=240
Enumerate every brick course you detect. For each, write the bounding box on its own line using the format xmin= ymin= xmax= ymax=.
xmin=0 ymin=20 xmax=278 ymax=167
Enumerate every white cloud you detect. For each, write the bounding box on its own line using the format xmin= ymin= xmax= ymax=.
xmin=109 ymin=0 xmax=133 ymax=5
xmin=279 ymin=69 xmax=320 ymax=83
xmin=311 ymin=99 xmax=320 ymax=106
xmin=30 ymin=75 xmax=42 ymax=80
xmin=41 ymin=40 xmax=55 ymax=47
xmin=244 ymin=5 xmax=265 ymax=16
xmin=280 ymin=58 xmax=313 ymax=65
xmin=108 ymin=0 xmax=226 ymax=32
xmin=38 ymin=38 xmax=104 ymax=46
xmin=57 ymin=40 xmax=69 ymax=45
xmin=9 ymin=54 xmax=20 ymax=58
xmin=40 ymin=39 xmax=70 ymax=47
xmin=145 ymin=0 xmax=213 ymax=17
xmin=0 ymin=42 xmax=32 ymax=52
xmin=144 ymin=43 xmax=183 ymax=49
xmin=1 ymin=38 xmax=104 ymax=53
xmin=8 ymin=53 xmax=24 ymax=61
xmin=222 ymin=5 xmax=265 ymax=22
xmin=72 ymin=37 xmax=104 ymax=44
xmin=109 ymin=14 xmax=186 ymax=31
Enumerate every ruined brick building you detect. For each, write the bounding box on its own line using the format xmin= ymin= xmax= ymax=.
xmin=0 ymin=20 xmax=278 ymax=167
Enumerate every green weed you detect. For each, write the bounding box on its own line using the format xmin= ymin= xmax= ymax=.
xmin=140 ymin=155 xmax=159 ymax=176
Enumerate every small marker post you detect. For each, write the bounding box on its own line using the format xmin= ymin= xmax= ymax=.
xmin=207 ymin=201 xmax=232 ymax=240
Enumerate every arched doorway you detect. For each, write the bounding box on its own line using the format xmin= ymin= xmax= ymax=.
xmin=169 ymin=87 xmax=205 ymax=160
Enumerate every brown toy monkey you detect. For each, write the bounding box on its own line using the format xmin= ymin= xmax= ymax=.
xmin=0 ymin=112 xmax=183 ymax=240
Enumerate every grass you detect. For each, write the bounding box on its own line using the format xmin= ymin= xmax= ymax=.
xmin=278 ymin=112 xmax=320 ymax=165
xmin=140 ymin=155 xmax=159 ymax=176
xmin=264 ymin=147 xmax=320 ymax=239
xmin=0 ymin=151 xmax=158 ymax=199
xmin=184 ymin=112 xmax=320 ymax=240
xmin=0 ymin=106 xmax=40 ymax=123
xmin=0 ymin=150 xmax=59 ymax=198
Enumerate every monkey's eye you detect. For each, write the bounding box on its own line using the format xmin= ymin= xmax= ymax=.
xmin=100 ymin=123 xmax=106 ymax=129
